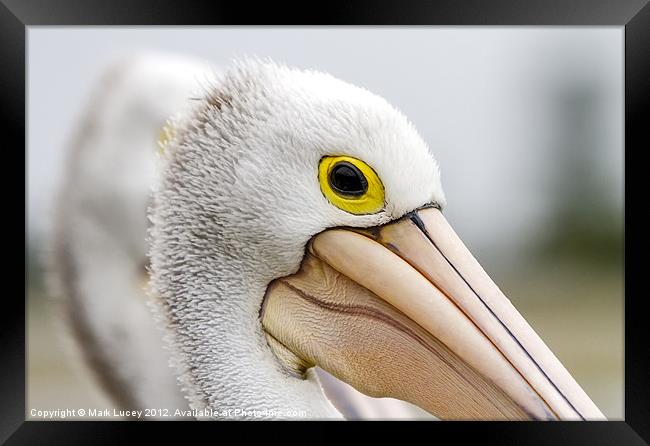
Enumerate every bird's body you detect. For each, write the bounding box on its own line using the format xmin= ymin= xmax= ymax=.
xmin=51 ymin=54 xmax=605 ymax=420
xmin=49 ymin=53 xmax=211 ymax=413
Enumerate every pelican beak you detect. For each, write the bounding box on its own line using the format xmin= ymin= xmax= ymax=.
xmin=261 ymin=207 xmax=605 ymax=420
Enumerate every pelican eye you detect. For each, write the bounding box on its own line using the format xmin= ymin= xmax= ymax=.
xmin=318 ymin=155 xmax=385 ymax=215
xmin=329 ymin=161 xmax=368 ymax=196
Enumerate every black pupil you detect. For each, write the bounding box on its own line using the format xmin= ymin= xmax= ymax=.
xmin=329 ymin=161 xmax=368 ymax=196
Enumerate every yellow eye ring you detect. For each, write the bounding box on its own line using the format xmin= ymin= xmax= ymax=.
xmin=318 ymin=155 xmax=385 ymax=215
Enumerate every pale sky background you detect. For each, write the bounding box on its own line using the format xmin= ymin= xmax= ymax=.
xmin=27 ymin=27 xmax=623 ymax=264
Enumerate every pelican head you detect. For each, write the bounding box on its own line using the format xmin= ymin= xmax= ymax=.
xmin=149 ymin=59 xmax=604 ymax=420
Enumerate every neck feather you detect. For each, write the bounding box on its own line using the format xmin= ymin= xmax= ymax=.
xmin=150 ymin=251 xmax=341 ymax=419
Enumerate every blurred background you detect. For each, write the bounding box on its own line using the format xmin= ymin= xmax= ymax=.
xmin=27 ymin=27 xmax=623 ymax=419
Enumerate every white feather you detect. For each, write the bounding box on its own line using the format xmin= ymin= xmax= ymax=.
xmin=50 ymin=52 xmax=215 ymax=413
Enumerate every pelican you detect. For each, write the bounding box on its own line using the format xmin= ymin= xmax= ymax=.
xmin=50 ymin=53 xmax=422 ymax=419
xmin=52 ymin=54 xmax=605 ymax=420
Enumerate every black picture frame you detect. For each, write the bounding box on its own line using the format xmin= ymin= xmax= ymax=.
xmin=6 ymin=0 xmax=649 ymax=443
